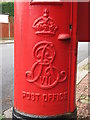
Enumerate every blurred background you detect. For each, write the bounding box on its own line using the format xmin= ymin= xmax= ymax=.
xmin=0 ymin=0 xmax=89 ymax=119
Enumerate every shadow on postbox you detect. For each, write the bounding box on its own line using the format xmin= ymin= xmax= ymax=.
xmin=77 ymin=2 xmax=89 ymax=42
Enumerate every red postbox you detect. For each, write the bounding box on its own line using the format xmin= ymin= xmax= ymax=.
xmin=13 ymin=1 xmax=89 ymax=120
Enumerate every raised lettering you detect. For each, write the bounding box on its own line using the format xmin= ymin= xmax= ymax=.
xmin=31 ymin=93 xmax=35 ymax=101
xmin=48 ymin=94 xmax=53 ymax=102
xmin=22 ymin=91 xmax=26 ymax=98
xmin=43 ymin=94 xmax=48 ymax=102
xmin=27 ymin=92 xmax=31 ymax=100
xmin=35 ymin=93 xmax=40 ymax=101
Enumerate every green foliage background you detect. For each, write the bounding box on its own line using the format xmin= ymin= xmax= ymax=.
xmin=0 ymin=2 xmax=14 ymax=16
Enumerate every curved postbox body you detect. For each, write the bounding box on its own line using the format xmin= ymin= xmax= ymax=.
xmin=13 ymin=1 xmax=78 ymax=119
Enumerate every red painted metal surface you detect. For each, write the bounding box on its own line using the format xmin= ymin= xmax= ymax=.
xmin=77 ymin=2 xmax=89 ymax=42
xmin=14 ymin=1 xmax=78 ymax=116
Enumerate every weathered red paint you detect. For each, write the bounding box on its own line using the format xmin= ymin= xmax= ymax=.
xmin=14 ymin=1 xmax=88 ymax=117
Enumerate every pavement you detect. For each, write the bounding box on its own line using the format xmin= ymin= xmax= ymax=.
xmin=78 ymin=42 xmax=88 ymax=64
xmin=77 ymin=58 xmax=88 ymax=85
xmin=0 ymin=40 xmax=14 ymax=44
xmin=0 ymin=40 xmax=88 ymax=113
xmin=0 ymin=72 xmax=89 ymax=119
xmin=77 ymin=73 xmax=89 ymax=120
xmin=0 ymin=64 xmax=89 ymax=119
xmin=0 ymin=40 xmax=89 ymax=119
xmin=0 ymin=43 xmax=14 ymax=112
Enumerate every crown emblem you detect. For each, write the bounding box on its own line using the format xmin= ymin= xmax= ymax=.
xmin=32 ymin=9 xmax=58 ymax=36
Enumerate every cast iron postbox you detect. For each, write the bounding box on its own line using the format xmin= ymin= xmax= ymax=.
xmin=13 ymin=1 xmax=82 ymax=119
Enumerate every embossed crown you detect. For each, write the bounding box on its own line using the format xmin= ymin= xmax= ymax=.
xmin=32 ymin=9 xmax=58 ymax=36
